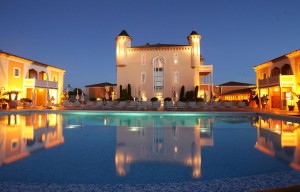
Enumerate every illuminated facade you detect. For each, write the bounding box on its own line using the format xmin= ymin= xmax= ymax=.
xmin=0 ymin=113 xmax=64 ymax=166
xmin=116 ymin=30 xmax=213 ymax=101
xmin=253 ymin=49 xmax=300 ymax=110
xmin=0 ymin=51 xmax=65 ymax=106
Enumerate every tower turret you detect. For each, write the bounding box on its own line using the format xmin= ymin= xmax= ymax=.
xmin=187 ymin=30 xmax=201 ymax=68
xmin=116 ymin=29 xmax=132 ymax=67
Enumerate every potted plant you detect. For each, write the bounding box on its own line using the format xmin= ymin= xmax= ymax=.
xmin=288 ymin=105 xmax=295 ymax=111
xmin=3 ymin=90 xmax=20 ymax=109
xmin=0 ymin=98 xmax=9 ymax=109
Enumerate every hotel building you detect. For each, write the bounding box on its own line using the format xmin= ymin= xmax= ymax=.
xmin=254 ymin=49 xmax=300 ymax=110
xmin=0 ymin=51 xmax=65 ymax=106
xmin=116 ymin=30 xmax=213 ymax=101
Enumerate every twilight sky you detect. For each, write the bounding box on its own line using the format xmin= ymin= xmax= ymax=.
xmin=1 ymin=0 xmax=300 ymax=90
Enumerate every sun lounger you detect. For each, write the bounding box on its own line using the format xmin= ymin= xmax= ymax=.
xmin=126 ymin=101 xmax=138 ymax=110
xmin=103 ymin=101 xmax=115 ymax=110
xmin=213 ymin=102 xmax=225 ymax=110
xmin=164 ymin=101 xmax=176 ymax=111
xmin=137 ymin=101 xmax=149 ymax=110
xmin=151 ymin=101 xmax=161 ymax=110
xmin=114 ymin=101 xmax=127 ymax=110
xmin=90 ymin=101 xmax=103 ymax=109
xmin=199 ymin=102 xmax=211 ymax=110
xmin=176 ymin=101 xmax=187 ymax=110
xmin=224 ymin=101 xmax=238 ymax=109
xmin=237 ymin=101 xmax=250 ymax=109
xmin=189 ymin=101 xmax=199 ymax=110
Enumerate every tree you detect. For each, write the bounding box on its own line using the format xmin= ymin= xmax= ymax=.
xmin=120 ymin=85 xmax=122 ymax=98
xmin=179 ymin=86 xmax=185 ymax=101
xmin=127 ymin=84 xmax=131 ymax=98
xmin=194 ymin=86 xmax=198 ymax=99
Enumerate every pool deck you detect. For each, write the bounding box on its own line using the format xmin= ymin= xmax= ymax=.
xmin=1 ymin=106 xmax=300 ymax=192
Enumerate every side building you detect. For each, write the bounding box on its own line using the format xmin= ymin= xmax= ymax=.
xmin=115 ymin=29 xmax=213 ymax=101
xmin=85 ymin=82 xmax=117 ymax=100
xmin=0 ymin=51 xmax=65 ymax=107
xmin=216 ymin=81 xmax=255 ymax=101
xmin=253 ymin=49 xmax=300 ymax=110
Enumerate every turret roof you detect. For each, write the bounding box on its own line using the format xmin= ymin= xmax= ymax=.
xmin=189 ymin=30 xmax=199 ymax=36
xmin=118 ymin=29 xmax=130 ymax=37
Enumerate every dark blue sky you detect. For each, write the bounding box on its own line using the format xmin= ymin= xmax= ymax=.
xmin=1 ymin=0 xmax=299 ymax=89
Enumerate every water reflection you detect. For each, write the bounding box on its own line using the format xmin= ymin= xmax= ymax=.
xmin=115 ymin=116 xmax=214 ymax=178
xmin=0 ymin=113 xmax=64 ymax=166
xmin=253 ymin=115 xmax=300 ymax=171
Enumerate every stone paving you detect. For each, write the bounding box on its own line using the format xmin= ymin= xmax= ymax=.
xmin=1 ymin=170 xmax=300 ymax=192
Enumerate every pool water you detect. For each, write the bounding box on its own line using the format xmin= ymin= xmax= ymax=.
xmin=0 ymin=111 xmax=299 ymax=185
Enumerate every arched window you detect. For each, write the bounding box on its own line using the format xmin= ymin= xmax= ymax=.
xmin=281 ymin=64 xmax=293 ymax=75
xmin=141 ymin=71 xmax=146 ymax=84
xmin=28 ymin=69 xmax=37 ymax=79
xmin=39 ymin=71 xmax=48 ymax=80
xmin=270 ymin=67 xmax=280 ymax=77
xmin=141 ymin=53 xmax=146 ymax=65
xmin=153 ymin=56 xmax=165 ymax=98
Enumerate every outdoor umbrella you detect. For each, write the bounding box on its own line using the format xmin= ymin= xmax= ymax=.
xmin=80 ymin=91 xmax=85 ymax=102
xmin=75 ymin=90 xmax=79 ymax=101
xmin=66 ymin=86 xmax=69 ymax=99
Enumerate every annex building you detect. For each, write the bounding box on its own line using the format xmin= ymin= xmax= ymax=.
xmin=0 ymin=51 xmax=65 ymax=106
xmin=115 ymin=30 xmax=213 ymax=101
xmin=254 ymin=49 xmax=300 ymax=110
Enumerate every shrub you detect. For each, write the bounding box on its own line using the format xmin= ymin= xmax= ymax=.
xmin=179 ymin=86 xmax=185 ymax=101
xmin=20 ymin=98 xmax=32 ymax=103
xmin=150 ymin=97 xmax=158 ymax=102
xmin=196 ymin=97 xmax=204 ymax=102
xmin=185 ymin=91 xmax=195 ymax=101
xmin=89 ymin=98 xmax=97 ymax=101
xmin=164 ymin=97 xmax=172 ymax=102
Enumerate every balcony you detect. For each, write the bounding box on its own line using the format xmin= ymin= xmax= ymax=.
xmin=258 ymin=75 xmax=294 ymax=88
xmin=24 ymin=79 xmax=58 ymax=89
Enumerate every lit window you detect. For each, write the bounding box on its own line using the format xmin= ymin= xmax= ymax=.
xmin=141 ymin=53 xmax=146 ymax=65
xmin=173 ymin=53 xmax=178 ymax=65
xmin=14 ymin=68 xmax=20 ymax=78
xmin=141 ymin=72 xmax=146 ymax=84
xmin=174 ymin=71 xmax=179 ymax=83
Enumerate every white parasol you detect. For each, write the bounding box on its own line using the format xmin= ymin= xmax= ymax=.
xmin=66 ymin=86 xmax=69 ymax=99
xmin=75 ymin=89 xmax=79 ymax=101
xmin=80 ymin=91 xmax=85 ymax=102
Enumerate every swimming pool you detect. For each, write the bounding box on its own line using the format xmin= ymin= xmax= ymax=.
xmin=0 ymin=111 xmax=300 ymax=191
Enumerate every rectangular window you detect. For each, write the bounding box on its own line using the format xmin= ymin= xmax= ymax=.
xmin=53 ymin=75 xmax=57 ymax=82
xmin=141 ymin=53 xmax=146 ymax=65
xmin=173 ymin=53 xmax=178 ymax=65
xmin=141 ymin=72 xmax=146 ymax=84
xmin=14 ymin=68 xmax=20 ymax=78
xmin=174 ymin=72 xmax=179 ymax=83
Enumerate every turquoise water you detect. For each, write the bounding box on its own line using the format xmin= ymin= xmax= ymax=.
xmin=0 ymin=111 xmax=299 ymax=184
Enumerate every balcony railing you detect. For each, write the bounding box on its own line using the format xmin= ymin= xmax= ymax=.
xmin=258 ymin=75 xmax=294 ymax=88
xmin=24 ymin=79 xmax=58 ymax=89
